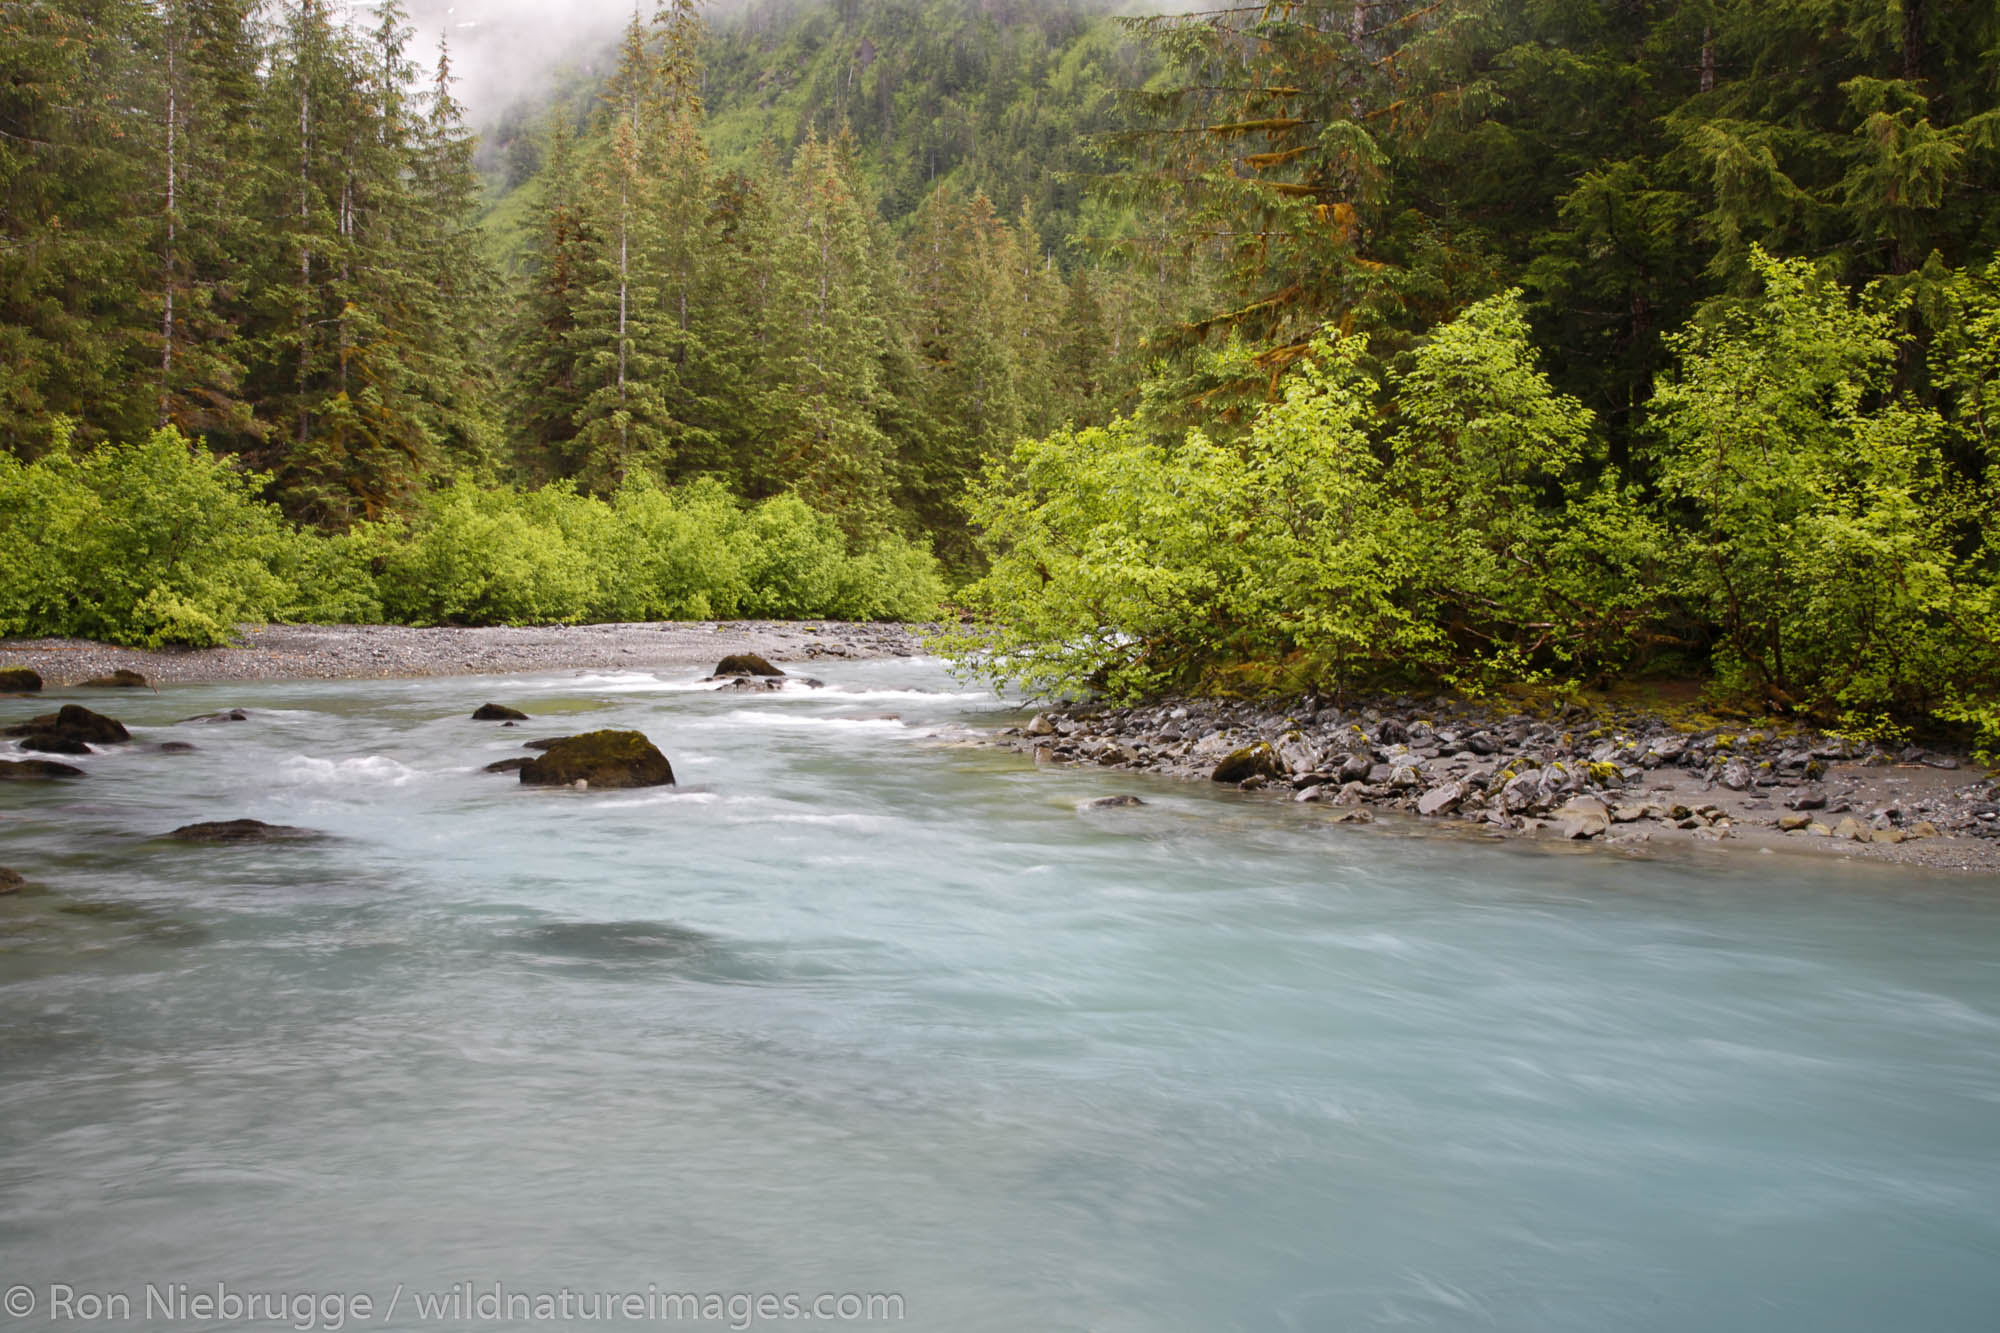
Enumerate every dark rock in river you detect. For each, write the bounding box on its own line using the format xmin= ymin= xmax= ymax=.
xmin=472 ymin=703 xmax=530 ymax=721
xmin=0 ymin=758 xmax=86 ymax=781
xmin=8 ymin=705 xmax=131 ymax=746
xmin=483 ymin=757 xmax=532 ymax=774
xmin=522 ymin=736 xmax=574 ymax=751
xmin=0 ymin=866 xmax=23 ymax=893
xmin=18 ymin=732 xmax=91 ymax=755
xmin=1211 ymin=742 xmax=1286 ymax=784
xmin=0 ymin=668 xmax=42 ymax=692
xmin=1078 ymin=795 xmax=1145 ymax=810
xmin=79 ymin=669 xmax=149 ymax=688
xmin=156 ymin=741 xmax=198 ymax=754
xmin=181 ymin=709 xmax=249 ymax=724
xmin=519 ymin=730 xmax=675 ymax=790
xmin=166 ymin=819 xmax=322 ymax=843
xmin=713 ymin=653 xmax=783 ymax=678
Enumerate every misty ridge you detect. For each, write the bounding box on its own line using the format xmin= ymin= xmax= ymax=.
xmin=398 ymin=0 xmax=1195 ymax=123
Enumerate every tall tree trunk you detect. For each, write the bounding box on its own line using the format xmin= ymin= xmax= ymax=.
xmin=1901 ymin=0 xmax=1926 ymax=85
xmin=160 ymin=21 xmax=179 ymax=427
xmin=298 ymin=69 xmax=312 ymax=451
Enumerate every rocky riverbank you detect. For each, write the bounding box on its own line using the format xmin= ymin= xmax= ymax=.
xmin=992 ymin=694 xmax=2000 ymax=875
xmin=0 ymin=621 xmax=929 ymax=686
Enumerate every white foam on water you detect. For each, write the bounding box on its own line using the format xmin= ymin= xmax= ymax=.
xmin=808 ymin=686 xmax=993 ymax=702
xmin=715 ymin=711 xmax=924 ymax=733
xmin=274 ymin=754 xmax=426 ymax=787
xmin=588 ymin=790 xmax=724 ymax=809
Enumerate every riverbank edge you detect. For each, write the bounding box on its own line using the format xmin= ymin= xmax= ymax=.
xmin=0 ymin=620 xmax=933 ymax=685
xmin=985 ymin=694 xmax=2000 ymax=876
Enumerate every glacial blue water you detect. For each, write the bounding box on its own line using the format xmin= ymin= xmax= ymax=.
xmin=1 ymin=657 xmax=1996 ymax=1333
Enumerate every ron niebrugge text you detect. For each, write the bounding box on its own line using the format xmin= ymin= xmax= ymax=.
xmin=4 ymin=1281 xmax=906 ymax=1329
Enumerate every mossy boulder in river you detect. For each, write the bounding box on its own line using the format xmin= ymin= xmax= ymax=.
xmin=0 ymin=668 xmax=43 ymax=692
xmin=472 ymin=703 xmax=530 ymax=721
xmin=520 ymin=730 xmax=675 ymax=790
xmin=1211 ymin=742 xmax=1286 ymax=784
xmin=712 ymin=653 xmax=783 ymax=678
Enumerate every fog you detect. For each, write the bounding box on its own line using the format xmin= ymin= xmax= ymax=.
xmin=388 ymin=0 xmax=1188 ymax=124
xmin=397 ymin=1 xmax=642 ymax=121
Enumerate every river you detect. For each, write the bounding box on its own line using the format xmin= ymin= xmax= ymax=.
xmin=2 ymin=659 xmax=1996 ymax=1331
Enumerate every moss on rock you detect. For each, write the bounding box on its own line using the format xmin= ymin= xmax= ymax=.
xmin=519 ymin=730 xmax=675 ymax=790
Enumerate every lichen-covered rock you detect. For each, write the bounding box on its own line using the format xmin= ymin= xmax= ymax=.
xmin=1417 ymin=782 xmax=1466 ymax=817
xmin=1499 ymin=768 xmax=1546 ymax=814
xmin=1554 ymin=796 xmax=1609 ymax=841
xmin=0 ymin=668 xmax=42 ymax=692
xmin=0 ymin=758 xmax=86 ymax=780
xmin=472 ymin=703 xmax=530 ymax=721
xmin=1275 ymin=731 xmax=1322 ymax=776
xmin=166 ymin=819 xmax=322 ymax=843
xmin=713 ymin=653 xmax=783 ymax=678
xmin=519 ymin=730 xmax=675 ymax=789
xmin=1211 ymin=742 xmax=1285 ymax=784
xmin=79 ymin=669 xmax=148 ymax=688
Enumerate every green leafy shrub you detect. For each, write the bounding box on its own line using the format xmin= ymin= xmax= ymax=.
xmin=1646 ymin=250 xmax=1989 ymax=724
xmin=0 ymin=425 xmax=297 ymax=646
xmin=371 ymin=481 xmax=601 ymax=626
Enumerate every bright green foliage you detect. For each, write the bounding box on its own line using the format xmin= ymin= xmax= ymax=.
xmin=1649 ymin=250 xmax=1997 ymax=730
xmin=955 ymin=334 xmax=1430 ymax=700
xmin=373 ymin=481 xmax=602 ymax=626
xmin=0 ymin=426 xmax=298 ymax=646
xmin=1389 ymin=292 xmax=1665 ymax=675
xmin=367 ymin=478 xmax=943 ymax=628
xmin=955 ymin=262 xmax=2000 ymax=744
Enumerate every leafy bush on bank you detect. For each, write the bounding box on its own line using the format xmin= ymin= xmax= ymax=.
xmin=0 ymin=434 xmax=943 ymax=646
xmin=950 ymin=252 xmax=2000 ymax=755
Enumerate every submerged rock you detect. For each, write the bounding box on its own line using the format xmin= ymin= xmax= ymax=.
xmin=1078 ymin=795 xmax=1145 ymax=811
xmin=482 ymin=757 xmax=532 ymax=774
xmin=156 ymin=741 xmax=198 ymax=754
xmin=0 ymin=866 xmax=23 ymax=893
xmin=181 ymin=709 xmax=250 ymax=724
xmin=166 ymin=819 xmax=322 ymax=843
xmin=18 ymin=733 xmax=91 ymax=755
xmin=79 ymin=669 xmax=148 ymax=689
xmin=522 ymin=736 xmax=575 ymax=751
xmin=0 ymin=758 xmax=86 ymax=780
xmin=472 ymin=703 xmax=530 ymax=721
xmin=519 ymin=730 xmax=675 ymax=790
xmin=0 ymin=667 xmax=43 ymax=692
xmin=713 ymin=653 xmax=783 ymax=678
